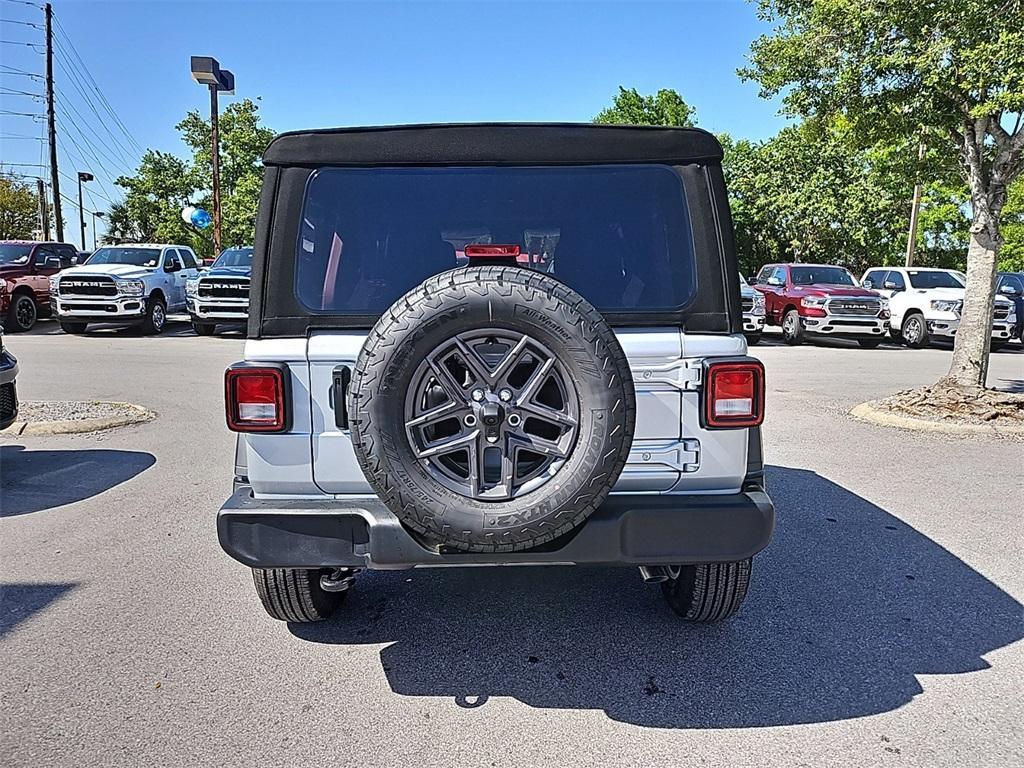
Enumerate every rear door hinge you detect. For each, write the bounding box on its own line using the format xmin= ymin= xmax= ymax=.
xmin=630 ymin=358 xmax=703 ymax=391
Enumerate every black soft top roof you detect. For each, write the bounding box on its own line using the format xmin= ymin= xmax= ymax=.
xmin=262 ymin=123 xmax=723 ymax=167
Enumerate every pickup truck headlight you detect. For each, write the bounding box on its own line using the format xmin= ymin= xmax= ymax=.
xmin=48 ymin=277 xmax=59 ymax=293
xmin=752 ymin=293 xmax=766 ymax=315
xmin=115 ymin=279 xmax=145 ymax=296
xmin=930 ymin=299 xmax=962 ymax=313
xmin=800 ymin=296 xmax=828 ymax=308
xmin=185 ymin=278 xmax=200 ymax=297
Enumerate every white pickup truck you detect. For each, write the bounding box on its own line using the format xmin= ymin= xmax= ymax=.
xmin=51 ymin=244 xmax=201 ymax=335
xmin=861 ymin=266 xmax=1017 ymax=349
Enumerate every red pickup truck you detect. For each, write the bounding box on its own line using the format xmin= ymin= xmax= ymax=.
xmin=751 ymin=263 xmax=890 ymax=347
xmin=0 ymin=241 xmax=80 ymax=332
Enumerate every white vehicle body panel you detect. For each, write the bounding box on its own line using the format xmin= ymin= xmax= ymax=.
xmin=242 ymin=330 xmax=752 ymax=499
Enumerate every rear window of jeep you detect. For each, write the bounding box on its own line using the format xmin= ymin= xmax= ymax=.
xmin=294 ymin=165 xmax=696 ymax=314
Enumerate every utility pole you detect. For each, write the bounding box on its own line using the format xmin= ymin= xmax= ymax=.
xmin=44 ymin=3 xmax=63 ymax=243
xmin=210 ymin=84 xmax=222 ymax=255
xmin=904 ymin=140 xmax=926 ymax=268
xmin=37 ymin=178 xmax=51 ymax=240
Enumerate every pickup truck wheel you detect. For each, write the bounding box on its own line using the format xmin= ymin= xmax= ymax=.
xmin=251 ymin=568 xmax=346 ymax=622
xmin=6 ymin=293 xmax=37 ymax=332
xmin=888 ymin=326 xmax=902 ymax=340
xmin=857 ymin=338 xmax=883 ymax=349
xmin=140 ymin=296 xmax=166 ymax=335
xmin=192 ymin=321 xmax=216 ymax=336
xmin=349 ymin=265 xmax=636 ymax=553
xmin=900 ymin=312 xmax=929 ymax=348
xmin=59 ymin=321 xmax=87 ymax=334
xmin=660 ymin=559 xmax=752 ymax=622
xmin=744 ymin=332 xmax=762 ymax=346
xmin=781 ymin=309 xmax=804 ymax=345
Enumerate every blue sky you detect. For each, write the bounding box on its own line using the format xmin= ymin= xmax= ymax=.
xmin=1 ymin=0 xmax=786 ymax=244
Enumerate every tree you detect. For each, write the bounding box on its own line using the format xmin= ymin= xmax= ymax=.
xmin=743 ymin=0 xmax=1024 ymax=390
xmin=0 ymin=174 xmax=40 ymax=240
xmin=113 ymin=150 xmax=200 ymax=249
xmin=594 ymin=87 xmax=696 ymax=127
xmin=177 ymin=98 xmax=274 ymax=248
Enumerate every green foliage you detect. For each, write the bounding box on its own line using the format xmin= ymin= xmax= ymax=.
xmin=999 ymin=179 xmax=1024 ymax=272
xmin=594 ymin=87 xmax=696 ymax=127
xmin=110 ymin=98 xmax=273 ymax=256
xmin=0 ymin=174 xmax=41 ymax=240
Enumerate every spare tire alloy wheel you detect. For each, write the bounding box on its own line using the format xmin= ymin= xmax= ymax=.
xmin=349 ymin=266 xmax=636 ymax=553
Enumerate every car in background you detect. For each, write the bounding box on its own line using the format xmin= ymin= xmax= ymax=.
xmin=997 ymin=272 xmax=1023 ymax=342
xmin=186 ymin=246 xmax=252 ymax=335
xmin=862 ymin=266 xmax=1017 ymax=349
xmin=0 ymin=240 xmax=80 ymax=332
xmin=51 ymin=244 xmax=201 ymax=335
xmin=739 ymin=272 xmax=765 ymax=344
xmin=0 ymin=326 xmax=19 ymax=431
xmin=752 ymin=263 xmax=889 ymax=347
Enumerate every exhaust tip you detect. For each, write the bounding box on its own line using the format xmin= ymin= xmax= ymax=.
xmin=638 ymin=565 xmax=670 ymax=584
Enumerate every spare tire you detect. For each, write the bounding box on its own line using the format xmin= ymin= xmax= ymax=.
xmin=348 ymin=265 xmax=635 ymax=553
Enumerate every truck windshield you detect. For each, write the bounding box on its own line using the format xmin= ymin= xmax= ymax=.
xmin=790 ymin=266 xmax=855 ymax=286
xmin=908 ymin=271 xmax=963 ymax=289
xmin=87 ymin=247 xmax=161 ymax=267
xmin=0 ymin=244 xmax=32 ymax=265
xmin=295 ymin=165 xmax=696 ymax=314
xmin=214 ymin=248 xmax=253 ymax=268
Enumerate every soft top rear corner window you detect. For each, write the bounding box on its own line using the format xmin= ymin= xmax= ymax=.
xmin=295 ymin=164 xmax=696 ymax=315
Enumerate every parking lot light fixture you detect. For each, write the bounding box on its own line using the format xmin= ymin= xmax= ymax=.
xmin=77 ymin=171 xmax=93 ymax=251
xmin=189 ymin=56 xmax=235 ymax=257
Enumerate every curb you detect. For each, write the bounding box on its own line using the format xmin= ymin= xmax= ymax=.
xmin=850 ymin=401 xmax=1024 ymax=437
xmin=1 ymin=403 xmax=156 ymax=437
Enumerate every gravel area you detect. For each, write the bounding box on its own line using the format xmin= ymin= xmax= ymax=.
xmin=15 ymin=401 xmax=149 ymax=423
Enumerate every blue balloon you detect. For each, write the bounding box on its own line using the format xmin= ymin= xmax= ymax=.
xmin=191 ymin=208 xmax=212 ymax=229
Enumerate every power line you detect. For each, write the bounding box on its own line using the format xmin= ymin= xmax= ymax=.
xmin=0 ymin=39 xmax=44 ymax=52
xmin=0 ymin=18 xmax=42 ymax=29
xmin=0 ymin=110 xmax=44 ymax=118
xmin=1 ymin=1 xmax=45 ymax=8
xmin=55 ymin=95 xmax=136 ymax=174
xmin=51 ymin=41 xmax=138 ymax=167
xmin=0 ymin=133 xmax=45 ymax=140
xmin=1 ymin=86 xmax=43 ymax=98
xmin=52 ymin=13 xmax=143 ymax=154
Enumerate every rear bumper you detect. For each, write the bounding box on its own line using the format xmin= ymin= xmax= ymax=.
xmin=218 ymin=485 xmax=775 ymax=570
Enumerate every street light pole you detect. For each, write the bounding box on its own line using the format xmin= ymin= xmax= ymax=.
xmin=91 ymin=211 xmax=104 ymax=250
xmin=190 ymin=57 xmax=234 ymax=260
xmin=209 ymin=83 xmax=222 ymax=256
xmin=77 ymin=171 xmax=93 ymax=251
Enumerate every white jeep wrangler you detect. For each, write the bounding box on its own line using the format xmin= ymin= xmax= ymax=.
xmin=218 ymin=124 xmax=774 ymax=623
xmin=861 ymin=266 xmax=1016 ymax=349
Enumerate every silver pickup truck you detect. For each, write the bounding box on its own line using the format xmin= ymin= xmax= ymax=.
xmin=217 ymin=124 xmax=774 ymax=625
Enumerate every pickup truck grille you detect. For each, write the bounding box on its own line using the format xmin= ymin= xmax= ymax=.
xmin=741 ymin=296 xmax=754 ymax=313
xmin=198 ymin=278 xmax=249 ymax=299
xmin=827 ymin=298 xmax=881 ymax=316
xmin=994 ymin=305 xmax=1010 ymax=320
xmin=58 ymin=276 xmax=117 ymax=297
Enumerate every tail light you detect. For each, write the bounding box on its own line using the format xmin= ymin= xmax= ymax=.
xmin=225 ymin=364 xmax=288 ymax=432
xmin=704 ymin=360 xmax=765 ymax=429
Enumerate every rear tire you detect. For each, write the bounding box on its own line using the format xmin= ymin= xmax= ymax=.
xmin=744 ymin=332 xmax=762 ymax=346
xmin=251 ymin=568 xmax=347 ymax=622
xmin=192 ymin=321 xmax=216 ymax=336
xmin=900 ymin=312 xmax=929 ymax=348
xmin=781 ymin=309 xmax=804 ymax=345
xmin=59 ymin=321 xmax=87 ymax=334
xmin=857 ymin=338 xmax=883 ymax=349
xmin=139 ymin=295 xmax=166 ymax=335
xmin=660 ymin=559 xmax=752 ymax=622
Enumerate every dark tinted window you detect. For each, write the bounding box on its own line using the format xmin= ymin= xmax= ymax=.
xmin=0 ymin=244 xmax=32 ymax=265
xmin=998 ymin=274 xmax=1023 ymax=293
xmin=34 ymin=246 xmax=56 ymax=265
xmin=790 ymin=266 xmax=855 ymax=286
xmin=886 ymin=271 xmax=906 ymax=290
xmin=907 ymin=270 xmax=962 ymax=289
xmin=214 ymin=247 xmax=254 ymax=268
xmin=862 ymin=270 xmax=886 ymax=288
xmin=295 ymin=165 xmax=696 ymax=314
xmin=178 ymin=249 xmax=197 ymax=269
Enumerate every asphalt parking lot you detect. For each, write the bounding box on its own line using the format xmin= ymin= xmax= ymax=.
xmin=1 ymin=319 xmax=1022 ymax=767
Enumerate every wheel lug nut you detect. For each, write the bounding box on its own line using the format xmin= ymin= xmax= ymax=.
xmin=499 ymin=389 xmax=513 ymax=402
xmin=471 ymin=389 xmax=485 ymax=402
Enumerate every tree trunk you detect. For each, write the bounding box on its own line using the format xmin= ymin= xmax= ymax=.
xmin=941 ymin=211 xmax=999 ymax=388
